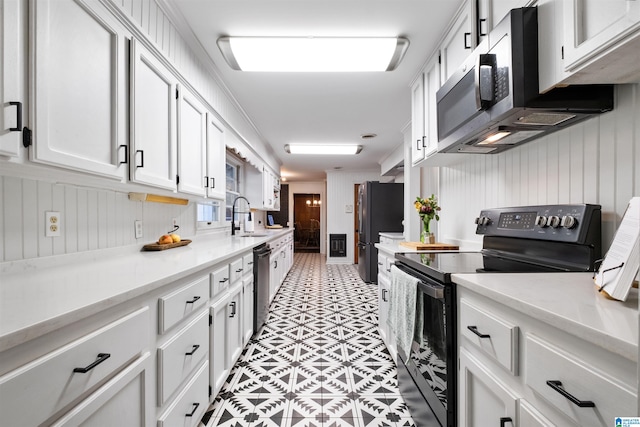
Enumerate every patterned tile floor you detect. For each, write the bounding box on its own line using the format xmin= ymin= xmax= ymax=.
xmin=201 ymin=252 xmax=416 ymax=427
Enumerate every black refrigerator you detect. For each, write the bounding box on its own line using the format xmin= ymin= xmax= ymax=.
xmin=357 ymin=181 xmax=404 ymax=283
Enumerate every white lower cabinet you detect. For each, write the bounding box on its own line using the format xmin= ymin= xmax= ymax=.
xmin=158 ymin=361 xmax=208 ymax=427
xmin=458 ymin=287 xmax=638 ymax=427
xmin=242 ymin=275 xmax=255 ymax=345
xmin=0 ymin=307 xmax=149 ymax=427
xmin=459 ymin=347 xmax=518 ymax=427
xmin=50 ymin=352 xmax=152 ymax=427
xmin=376 ymin=247 xmax=397 ymax=363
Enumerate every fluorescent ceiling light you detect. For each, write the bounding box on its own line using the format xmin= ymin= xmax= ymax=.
xmin=217 ymin=37 xmax=409 ymax=72
xmin=284 ymin=144 xmax=363 ymax=155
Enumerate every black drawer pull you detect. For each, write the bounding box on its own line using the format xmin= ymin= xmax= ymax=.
xmin=186 ymin=296 xmax=201 ymax=304
xmin=185 ymin=402 xmax=200 ymax=417
xmin=73 ymin=353 xmax=111 ymax=373
xmin=500 ymin=417 xmax=512 ymax=427
xmin=185 ymin=344 xmax=200 ymax=356
xmin=9 ymin=101 xmax=22 ymax=131
xmin=546 ymin=380 xmax=595 ymax=407
xmin=236 ymin=268 xmax=243 ymax=273
xmin=467 ymin=325 xmax=490 ymax=338
xmin=382 ymin=288 xmax=388 ymax=302
xmin=219 ymin=277 xmax=229 ymax=283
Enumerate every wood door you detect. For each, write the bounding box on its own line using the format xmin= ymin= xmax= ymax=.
xmin=354 ymin=184 xmax=360 ymax=264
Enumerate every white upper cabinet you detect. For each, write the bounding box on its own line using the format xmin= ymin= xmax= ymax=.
xmin=30 ymin=0 xmax=128 ymax=179
xmin=440 ymin=2 xmax=474 ymax=82
xmin=562 ymin=0 xmax=640 ymax=83
xmin=0 ymin=0 xmax=24 ymax=158
xmin=206 ymin=114 xmax=226 ymax=200
xmin=177 ymin=85 xmax=207 ymax=197
xmin=410 ymin=74 xmax=425 ymax=166
xmin=130 ymin=38 xmax=178 ymax=191
xmin=422 ymin=55 xmax=441 ymax=159
xmin=537 ymin=0 xmax=569 ymax=92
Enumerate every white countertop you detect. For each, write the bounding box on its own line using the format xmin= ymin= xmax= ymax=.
xmin=453 ymin=272 xmax=638 ymax=361
xmin=0 ymin=229 xmax=292 ymax=352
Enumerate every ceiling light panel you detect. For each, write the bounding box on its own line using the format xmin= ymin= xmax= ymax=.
xmin=218 ymin=37 xmax=409 ymax=72
xmin=285 ymin=144 xmax=363 ymax=155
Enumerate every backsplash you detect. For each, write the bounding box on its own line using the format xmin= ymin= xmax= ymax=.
xmin=438 ymin=83 xmax=640 ymax=251
xmin=0 ymin=176 xmax=196 ymax=262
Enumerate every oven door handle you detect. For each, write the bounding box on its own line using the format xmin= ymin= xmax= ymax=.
xmin=418 ymin=281 xmax=444 ymax=300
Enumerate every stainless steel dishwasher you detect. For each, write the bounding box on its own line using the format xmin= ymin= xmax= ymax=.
xmin=253 ymin=243 xmax=272 ymax=333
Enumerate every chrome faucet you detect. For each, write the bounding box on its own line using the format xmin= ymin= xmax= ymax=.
xmin=231 ymin=196 xmax=251 ymax=235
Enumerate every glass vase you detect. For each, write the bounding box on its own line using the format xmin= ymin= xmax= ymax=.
xmin=420 ymin=218 xmax=433 ymax=244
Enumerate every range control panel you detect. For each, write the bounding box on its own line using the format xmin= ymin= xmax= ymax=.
xmin=475 ymin=204 xmax=601 ymax=244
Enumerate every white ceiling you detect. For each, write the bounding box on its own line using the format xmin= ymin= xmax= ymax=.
xmin=171 ymin=0 xmax=463 ymax=181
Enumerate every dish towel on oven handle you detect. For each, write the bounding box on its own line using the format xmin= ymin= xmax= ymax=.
xmin=389 ymin=265 xmax=424 ymax=358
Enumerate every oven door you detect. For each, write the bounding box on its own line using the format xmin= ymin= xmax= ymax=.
xmin=395 ymin=262 xmax=456 ymax=427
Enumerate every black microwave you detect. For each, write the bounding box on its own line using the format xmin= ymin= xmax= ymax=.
xmin=436 ymin=7 xmax=613 ymax=155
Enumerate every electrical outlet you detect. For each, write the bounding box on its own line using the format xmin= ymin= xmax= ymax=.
xmin=134 ymin=220 xmax=143 ymax=239
xmin=45 ymin=211 xmax=61 ymax=237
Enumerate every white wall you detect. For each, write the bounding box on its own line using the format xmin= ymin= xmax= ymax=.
xmin=433 ymin=83 xmax=640 ymax=251
xmin=325 ymin=170 xmax=384 ymax=264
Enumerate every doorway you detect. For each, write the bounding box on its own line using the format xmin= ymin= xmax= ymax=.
xmin=293 ymin=193 xmax=321 ymax=253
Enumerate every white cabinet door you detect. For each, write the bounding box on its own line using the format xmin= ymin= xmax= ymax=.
xmin=177 ymin=85 xmax=207 ymax=197
xmin=459 ymin=347 xmax=518 ymax=427
xmin=422 ymin=54 xmax=441 ymax=158
xmin=476 ymin=0 xmax=531 ymax=44
xmin=262 ymin=167 xmax=274 ymax=209
xmin=31 ymin=0 xmax=128 ymax=179
xmin=537 ymin=0 xmax=568 ymax=92
xmin=440 ymin=2 xmax=474 ymax=82
xmin=242 ymin=276 xmax=254 ymax=345
xmin=227 ymin=285 xmax=243 ymax=366
xmin=0 ymin=0 xmax=24 ymax=158
xmin=209 ymin=294 xmax=229 ymax=397
xmin=206 ymin=114 xmax=226 ymax=200
xmin=563 ymin=0 xmax=640 ymax=76
xmin=130 ymin=38 xmax=177 ymax=191
xmin=410 ymin=74 xmax=425 ymax=165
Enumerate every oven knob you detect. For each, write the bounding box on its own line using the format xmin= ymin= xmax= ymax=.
xmin=535 ymin=215 xmax=548 ymax=227
xmin=475 ymin=216 xmax=490 ymax=226
xmin=561 ymin=215 xmax=577 ymax=229
xmin=548 ymin=216 xmax=561 ymax=228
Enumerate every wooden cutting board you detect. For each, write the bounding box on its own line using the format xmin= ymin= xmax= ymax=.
xmin=142 ymin=239 xmax=192 ymax=251
xmin=399 ymin=241 xmax=459 ymax=250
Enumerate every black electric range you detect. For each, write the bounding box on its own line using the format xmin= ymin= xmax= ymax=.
xmin=392 ymin=204 xmax=602 ymax=427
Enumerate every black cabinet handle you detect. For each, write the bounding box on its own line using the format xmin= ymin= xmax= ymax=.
xmin=119 ymin=144 xmax=128 ymax=164
xmin=73 ymin=353 xmax=111 ymax=373
xmin=210 ymin=177 xmax=215 ymax=188
xmin=220 ymin=277 xmax=229 ymax=283
xmin=479 ymin=18 xmax=487 ymax=37
xmin=467 ymin=325 xmax=490 ymax=338
xmin=464 ymin=32 xmax=472 ymax=49
xmin=500 ymin=417 xmax=512 ymax=427
xmin=382 ymin=288 xmax=388 ymax=302
xmin=9 ymin=101 xmax=22 ymax=131
xmin=422 ymin=136 xmax=427 ymax=148
xmin=204 ymin=176 xmax=209 ymax=188
xmin=546 ymin=380 xmax=595 ymax=407
xmin=186 ymin=296 xmax=201 ymax=304
xmin=236 ymin=268 xmax=243 ymax=273
xmin=229 ymin=301 xmax=237 ymax=317
xmin=135 ymin=150 xmax=144 ymax=168
xmin=185 ymin=402 xmax=200 ymax=417
xmin=185 ymin=344 xmax=200 ymax=356
xmin=416 ymin=139 xmax=422 ymax=151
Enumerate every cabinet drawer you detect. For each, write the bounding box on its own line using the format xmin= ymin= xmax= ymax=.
xmin=524 ymin=334 xmax=636 ymax=426
xmin=158 ymin=275 xmax=209 ymax=334
xmin=158 ymin=361 xmax=209 ymax=427
xmin=0 ymin=307 xmax=148 ymax=427
xmin=460 ymin=298 xmax=519 ymax=375
xmin=230 ymin=258 xmax=244 ymax=284
xmin=377 ymin=254 xmax=388 ymax=278
xmin=210 ymin=264 xmax=230 ymax=299
xmin=243 ymin=253 xmax=254 ymax=277
xmin=157 ymin=310 xmax=208 ymax=405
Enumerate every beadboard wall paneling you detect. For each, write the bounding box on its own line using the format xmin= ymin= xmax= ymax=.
xmin=437 ymin=83 xmax=639 ymax=250
xmin=0 ymin=176 xmax=194 ymax=262
xmin=326 ymin=170 xmax=386 ymax=264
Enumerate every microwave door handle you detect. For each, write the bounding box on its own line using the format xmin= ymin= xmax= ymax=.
xmin=475 ymin=53 xmax=495 ymax=110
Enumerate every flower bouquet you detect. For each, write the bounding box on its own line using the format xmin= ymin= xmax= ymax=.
xmin=414 ymin=195 xmax=441 ymax=243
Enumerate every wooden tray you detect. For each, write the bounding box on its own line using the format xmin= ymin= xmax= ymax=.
xmin=142 ymin=239 xmax=192 ymax=251
xmin=399 ymin=241 xmax=459 ymax=250
xmin=265 ymin=225 xmax=283 ymax=229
